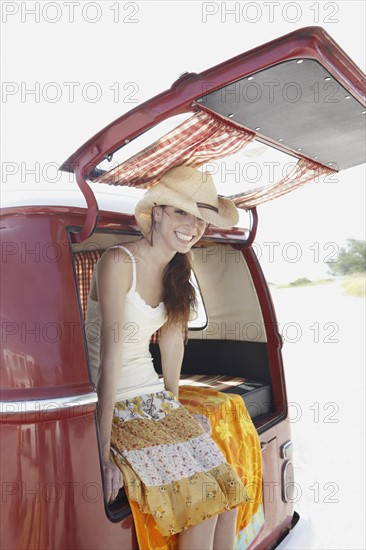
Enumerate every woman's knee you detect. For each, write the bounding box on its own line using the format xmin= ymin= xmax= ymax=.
xmin=202 ymin=514 xmax=219 ymax=529
xmin=218 ymin=507 xmax=238 ymax=524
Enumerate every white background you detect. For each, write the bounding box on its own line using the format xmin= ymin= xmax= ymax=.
xmin=1 ymin=2 xmax=365 ymax=549
xmin=2 ymin=0 xmax=365 ymax=283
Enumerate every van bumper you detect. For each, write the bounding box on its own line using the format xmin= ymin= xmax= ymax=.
xmin=275 ymin=511 xmax=315 ymax=550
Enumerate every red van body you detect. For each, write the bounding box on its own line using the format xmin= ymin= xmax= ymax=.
xmin=1 ymin=205 xmax=294 ymax=549
xmin=1 ymin=27 xmax=364 ymax=549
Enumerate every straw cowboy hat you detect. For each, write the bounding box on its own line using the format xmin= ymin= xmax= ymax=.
xmin=134 ymin=166 xmax=239 ymax=235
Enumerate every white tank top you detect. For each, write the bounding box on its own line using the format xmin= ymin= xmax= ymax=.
xmin=85 ymin=245 xmax=166 ymax=401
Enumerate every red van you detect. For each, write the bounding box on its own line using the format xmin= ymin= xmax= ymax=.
xmin=1 ymin=27 xmax=365 ymax=549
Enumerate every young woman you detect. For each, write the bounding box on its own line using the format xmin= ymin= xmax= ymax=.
xmin=86 ymin=166 xmax=248 ymax=549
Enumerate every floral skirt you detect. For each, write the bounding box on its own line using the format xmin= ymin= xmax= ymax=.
xmin=110 ymin=390 xmax=249 ymax=537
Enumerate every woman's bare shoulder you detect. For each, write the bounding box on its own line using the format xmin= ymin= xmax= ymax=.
xmin=94 ymin=245 xmax=135 ymax=295
xmin=98 ymin=242 xmax=137 ymax=268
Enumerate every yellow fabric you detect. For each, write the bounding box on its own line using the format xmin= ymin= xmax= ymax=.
xmin=180 ymin=387 xmax=263 ymax=534
xmin=118 ymin=459 xmax=247 ymax=537
xmin=111 ymin=402 xmax=248 ymax=537
xmin=124 ymin=386 xmax=263 ymax=549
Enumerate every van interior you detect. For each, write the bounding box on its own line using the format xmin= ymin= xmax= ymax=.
xmin=72 ymin=231 xmax=275 ymax=431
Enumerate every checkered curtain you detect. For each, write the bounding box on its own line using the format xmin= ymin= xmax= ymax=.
xmin=96 ymin=109 xmax=335 ymax=207
xmin=232 ymin=158 xmax=334 ymax=208
xmin=96 ymin=110 xmax=255 ymax=187
xmin=74 ymin=249 xmax=103 ymax=318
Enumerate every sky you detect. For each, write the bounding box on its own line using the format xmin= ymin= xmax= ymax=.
xmin=1 ymin=0 xmax=365 ymax=283
xmin=2 ymin=9 xmax=364 ymax=548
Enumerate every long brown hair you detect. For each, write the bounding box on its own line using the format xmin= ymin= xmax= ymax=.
xmin=162 ymin=251 xmax=197 ymax=328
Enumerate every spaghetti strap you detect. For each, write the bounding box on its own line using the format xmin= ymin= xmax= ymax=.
xmin=113 ymin=245 xmax=137 ymax=292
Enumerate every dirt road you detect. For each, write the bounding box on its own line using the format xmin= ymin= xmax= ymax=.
xmin=270 ymin=282 xmax=365 ymax=549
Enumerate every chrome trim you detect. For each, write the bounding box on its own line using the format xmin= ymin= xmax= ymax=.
xmin=0 ymin=392 xmax=98 ymax=415
xmin=281 ymin=440 xmax=293 ymax=459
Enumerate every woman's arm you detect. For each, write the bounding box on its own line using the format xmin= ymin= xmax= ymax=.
xmin=159 ymin=322 xmax=185 ymax=398
xmin=159 ymin=322 xmax=212 ymax=434
xmin=95 ymin=248 xmax=131 ymax=501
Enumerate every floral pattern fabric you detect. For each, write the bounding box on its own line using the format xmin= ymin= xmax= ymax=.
xmin=110 ymin=387 xmax=263 ymax=549
xmin=122 ymin=433 xmax=226 ymax=486
xmin=111 ymin=390 xmax=248 ymax=539
xmin=114 ymin=391 xmax=180 ymax=422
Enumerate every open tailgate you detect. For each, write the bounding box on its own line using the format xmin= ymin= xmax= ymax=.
xmin=60 ymin=26 xmax=365 ymax=242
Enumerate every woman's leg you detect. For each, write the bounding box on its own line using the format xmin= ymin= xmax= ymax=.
xmin=213 ymin=508 xmax=238 ymax=550
xmin=177 ymin=515 xmax=218 ymax=550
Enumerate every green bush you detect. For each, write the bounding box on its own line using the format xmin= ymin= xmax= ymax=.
xmin=341 ymin=273 xmax=366 ymax=297
xmin=327 ymin=238 xmax=366 ymax=276
xmin=289 ymin=277 xmax=312 ymax=286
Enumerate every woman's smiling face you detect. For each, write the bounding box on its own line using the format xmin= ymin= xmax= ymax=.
xmin=154 ymin=205 xmax=207 ymax=251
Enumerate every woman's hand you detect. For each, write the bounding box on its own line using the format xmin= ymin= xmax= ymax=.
xmin=103 ymin=459 xmax=124 ymax=503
